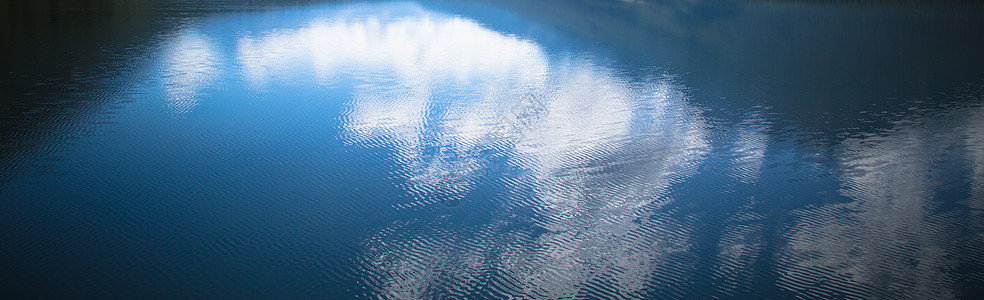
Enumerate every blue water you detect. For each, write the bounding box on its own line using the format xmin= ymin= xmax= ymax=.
xmin=3 ymin=0 xmax=984 ymax=298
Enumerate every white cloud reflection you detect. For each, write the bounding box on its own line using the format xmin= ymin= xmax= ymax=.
xmin=234 ymin=4 xmax=712 ymax=298
xmin=729 ymin=110 xmax=769 ymax=184
xmin=969 ymin=107 xmax=984 ymax=209
xmin=161 ymin=28 xmax=219 ymax=116
xmin=159 ymin=2 xmax=984 ymax=297
xmin=777 ymin=103 xmax=984 ymax=299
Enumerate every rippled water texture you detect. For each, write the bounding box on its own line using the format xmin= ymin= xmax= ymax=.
xmin=3 ymin=0 xmax=984 ymax=298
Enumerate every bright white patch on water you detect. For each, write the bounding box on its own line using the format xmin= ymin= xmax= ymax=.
xmin=161 ymin=29 xmax=219 ymax=116
xmin=233 ymin=4 xmax=711 ymax=298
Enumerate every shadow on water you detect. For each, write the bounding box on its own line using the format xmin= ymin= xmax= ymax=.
xmin=1 ymin=0 xmax=159 ymax=189
xmin=0 ymin=0 xmax=353 ymax=188
xmin=461 ymin=0 xmax=984 ymax=133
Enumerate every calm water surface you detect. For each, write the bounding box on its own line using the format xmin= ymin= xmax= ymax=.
xmin=3 ymin=0 xmax=984 ymax=298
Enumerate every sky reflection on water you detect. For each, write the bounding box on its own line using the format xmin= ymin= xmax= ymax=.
xmin=2 ymin=0 xmax=984 ymax=298
xmin=232 ymin=8 xmax=711 ymax=297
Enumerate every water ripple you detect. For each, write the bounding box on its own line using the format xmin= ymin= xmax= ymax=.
xmin=4 ymin=1 xmax=984 ymax=299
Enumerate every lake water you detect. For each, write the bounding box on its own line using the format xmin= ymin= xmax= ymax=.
xmin=3 ymin=0 xmax=984 ymax=298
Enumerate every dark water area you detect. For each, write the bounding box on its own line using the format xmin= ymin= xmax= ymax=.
xmin=3 ymin=0 xmax=984 ymax=298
